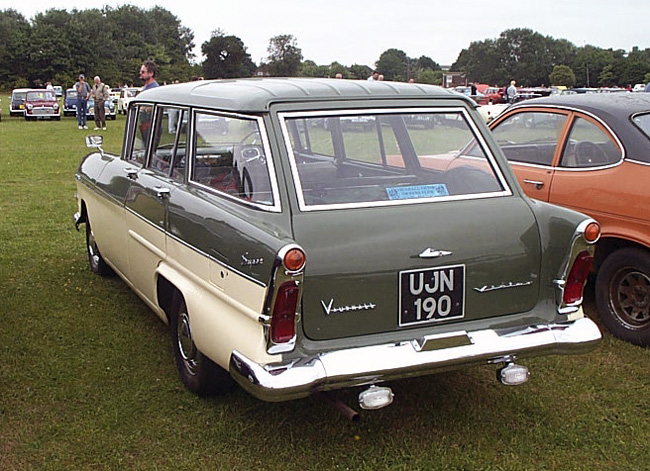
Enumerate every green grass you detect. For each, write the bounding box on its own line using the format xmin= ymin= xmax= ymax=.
xmin=1 ymin=112 xmax=650 ymax=470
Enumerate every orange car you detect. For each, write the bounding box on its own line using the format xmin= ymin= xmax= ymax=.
xmin=489 ymin=93 xmax=650 ymax=346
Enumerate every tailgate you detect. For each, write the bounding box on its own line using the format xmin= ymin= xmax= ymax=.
xmin=293 ymin=197 xmax=541 ymax=341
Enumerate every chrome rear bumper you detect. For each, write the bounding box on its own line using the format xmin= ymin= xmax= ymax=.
xmin=229 ymin=316 xmax=601 ymax=402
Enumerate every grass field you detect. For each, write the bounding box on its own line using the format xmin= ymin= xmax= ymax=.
xmin=1 ymin=111 xmax=650 ymax=470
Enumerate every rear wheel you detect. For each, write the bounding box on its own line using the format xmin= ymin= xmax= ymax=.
xmin=595 ymin=248 xmax=650 ymax=346
xmin=170 ymin=295 xmax=234 ymax=396
xmin=85 ymin=219 xmax=113 ymax=276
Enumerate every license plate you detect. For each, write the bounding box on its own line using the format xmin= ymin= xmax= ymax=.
xmin=399 ymin=265 xmax=465 ymax=326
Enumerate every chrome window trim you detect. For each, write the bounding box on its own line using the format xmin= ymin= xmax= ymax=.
xmin=145 ymin=105 xmax=189 ymax=179
xmin=188 ymin=109 xmax=282 ymax=213
xmin=511 ymin=159 xmax=626 ymax=172
xmin=279 ymin=107 xmax=512 ymax=212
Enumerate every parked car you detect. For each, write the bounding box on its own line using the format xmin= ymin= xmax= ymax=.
xmin=23 ymin=89 xmax=60 ymax=120
xmin=63 ymin=88 xmax=78 ymax=116
xmin=453 ymin=86 xmax=485 ymax=103
xmin=477 ymin=103 xmax=509 ymax=123
xmin=52 ymin=85 xmax=63 ymax=97
xmin=482 ymin=87 xmax=506 ymax=104
xmin=10 ymin=88 xmax=29 ymax=117
xmin=109 ymin=88 xmax=121 ymax=106
xmin=74 ymin=78 xmax=601 ymax=410
xmin=489 ymin=93 xmax=650 ymax=346
xmin=117 ymin=87 xmax=141 ymax=114
xmin=87 ymin=98 xmax=116 ymax=121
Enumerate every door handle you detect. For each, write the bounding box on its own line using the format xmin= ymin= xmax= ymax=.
xmin=523 ymin=179 xmax=545 ymax=190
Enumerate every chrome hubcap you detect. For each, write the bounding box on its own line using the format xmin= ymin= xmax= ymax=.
xmin=87 ymin=227 xmax=100 ymax=268
xmin=177 ymin=311 xmax=198 ymax=375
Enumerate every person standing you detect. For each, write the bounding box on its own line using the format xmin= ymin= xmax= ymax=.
xmin=139 ymin=60 xmax=159 ymax=91
xmin=74 ymin=74 xmax=92 ymax=129
xmin=91 ymin=76 xmax=110 ymax=130
xmin=506 ymin=80 xmax=518 ymax=104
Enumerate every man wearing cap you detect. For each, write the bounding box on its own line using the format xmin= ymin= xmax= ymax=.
xmin=74 ymin=74 xmax=92 ymax=129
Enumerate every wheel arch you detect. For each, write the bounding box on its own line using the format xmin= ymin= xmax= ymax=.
xmin=74 ymin=199 xmax=88 ymax=230
xmin=156 ymin=273 xmax=181 ymax=324
xmin=594 ymin=236 xmax=650 ymax=271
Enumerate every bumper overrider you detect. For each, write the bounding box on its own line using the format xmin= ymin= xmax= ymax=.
xmin=230 ymin=316 xmax=601 ymax=402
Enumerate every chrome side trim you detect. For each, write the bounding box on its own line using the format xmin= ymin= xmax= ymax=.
xmin=554 ymin=218 xmax=599 ymax=314
xmin=230 ymin=316 xmax=601 ymax=402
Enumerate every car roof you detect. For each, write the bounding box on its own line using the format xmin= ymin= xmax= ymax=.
xmin=134 ymin=77 xmax=468 ymax=113
xmin=511 ymin=93 xmax=650 ymax=118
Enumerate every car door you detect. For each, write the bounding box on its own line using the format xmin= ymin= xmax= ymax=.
xmin=123 ymin=105 xmax=188 ymax=307
xmin=546 ymin=113 xmax=625 ymax=224
xmin=490 ymin=108 xmax=571 ymax=201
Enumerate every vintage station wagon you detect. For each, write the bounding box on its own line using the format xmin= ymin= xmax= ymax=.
xmin=74 ymin=78 xmax=601 ymax=410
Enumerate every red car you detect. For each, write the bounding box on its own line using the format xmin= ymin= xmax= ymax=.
xmin=481 ymin=87 xmax=506 ymax=104
xmin=24 ymin=89 xmax=60 ymax=121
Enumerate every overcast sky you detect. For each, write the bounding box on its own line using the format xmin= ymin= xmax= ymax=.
xmin=7 ymin=0 xmax=650 ymax=67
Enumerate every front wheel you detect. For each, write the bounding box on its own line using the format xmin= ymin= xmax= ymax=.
xmin=170 ymin=296 xmax=234 ymax=396
xmin=595 ymin=248 xmax=650 ymax=346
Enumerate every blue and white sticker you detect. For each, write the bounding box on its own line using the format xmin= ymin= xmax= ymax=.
xmin=386 ymin=184 xmax=449 ymax=200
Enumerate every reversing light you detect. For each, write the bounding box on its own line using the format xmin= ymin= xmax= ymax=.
xmin=584 ymin=222 xmax=601 ymax=243
xmin=563 ymin=251 xmax=593 ymax=305
xmin=283 ymin=248 xmax=306 ymax=272
xmin=497 ymin=363 xmax=530 ymax=386
xmin=358 ymin=386 xmax=394 ymax=410
xmin=270 ymin=281 xmax=299 ymax=343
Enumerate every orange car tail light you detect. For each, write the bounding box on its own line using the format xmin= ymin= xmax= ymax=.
xmin=583 ymin=222 xmax=601 ymax=243
xmin=283 ymin=248 xmax=306 ymax=272
xmin=563 ymin=251 xmax=594 ymax=305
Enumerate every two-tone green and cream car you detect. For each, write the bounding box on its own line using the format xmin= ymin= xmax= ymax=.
xmin=74 ymin=78 xmax=601 ymax=411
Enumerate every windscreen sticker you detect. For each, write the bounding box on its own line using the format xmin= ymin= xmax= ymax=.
xmin=386 ymin=184 xmax=449 ymax=200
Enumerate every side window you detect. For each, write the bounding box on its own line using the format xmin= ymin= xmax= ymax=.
xmin=147 ymin=106 xmax=188 ymax=180
xmin=492 ymin=111 xmax=568 ymax=166
xmin=191 ymin=112 xmax=274 ymax=206
xmin=341 ymin=116 xmax=405 ymax=168
xmin=560 ymin=116 xmax=622 ymax=168
xmin=127 ymin=104 xmax=155 ymax=166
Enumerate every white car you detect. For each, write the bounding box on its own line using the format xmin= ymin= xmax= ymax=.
xmin=109 ymin=88 xmax=121 ymax=106
xmin=117 ymin=87 xmax=141 ymax=114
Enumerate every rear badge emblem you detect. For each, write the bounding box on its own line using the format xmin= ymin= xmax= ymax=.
xmin=241 ymin=252 xmax=263 ymax=267
xmin=474 ymin=281 xmax=533 ymax=293
xmin=418 ymin=248 xmax=452 ymax=259
xmin=321 ymin=299 xmax=377 ymax=315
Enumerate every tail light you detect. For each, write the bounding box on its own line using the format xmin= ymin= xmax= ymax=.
xmin=563 ymin=251 xmax=593 ymax=305
xmin=270 ymin=281 xmax=300 ymax=343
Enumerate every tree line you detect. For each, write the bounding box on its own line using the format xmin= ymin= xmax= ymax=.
xmin=452 ymin=28 xmax=650 ymax=88
xmin=2 ymin=6 xmax=650 ymax=91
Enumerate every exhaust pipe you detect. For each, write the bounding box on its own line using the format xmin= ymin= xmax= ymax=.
xmin=319 ymin=393 xmax=361 ymax=422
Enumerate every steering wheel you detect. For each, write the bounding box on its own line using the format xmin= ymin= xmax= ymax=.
xmin=239 ymin=129 xmax=261 ymax=146
xmin=575 ymin=141 xmax=608 ymax=166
